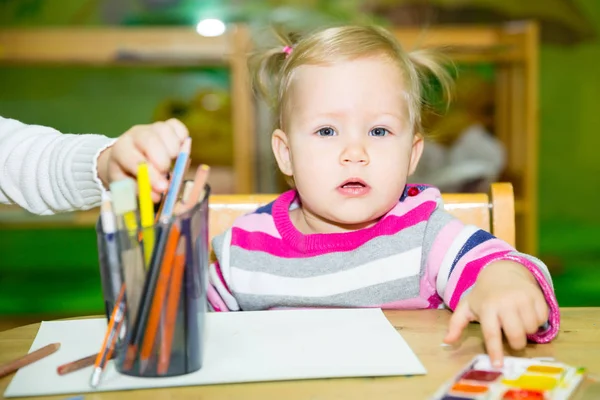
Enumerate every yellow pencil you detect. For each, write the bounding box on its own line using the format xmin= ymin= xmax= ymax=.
xmin=137 ymin=162 xmax=155 ymax=267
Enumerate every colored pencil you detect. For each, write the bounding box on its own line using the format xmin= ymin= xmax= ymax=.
xmin=138 ymin=223 xmax=181 ymax=374
xmin=99 ymin=193 xmax=122 ymax=316
xmin=0 ymin=343 xmax=60 ymax=378
xmin=157 ymin=237 xmax=187 ymax=375
xmin=186 ymin=164 xmax=211 ymax=207
xmin=159 ymin=138 xmax=191 ymax=221
xmin=90 ymin=286 xmax=126 ymax=388
xmin=137 ymin=162 xmax=155 ymax=268
xmin=122 ymin=222 xmax=173 ymax=371
xmin=57 ymin=352 xmax=115 ymax=375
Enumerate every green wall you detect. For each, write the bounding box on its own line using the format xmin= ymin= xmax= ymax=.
xmin=539 ymin=0 xmax=600 ymax=226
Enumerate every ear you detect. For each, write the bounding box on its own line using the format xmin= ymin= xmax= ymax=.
xmin=271 ymin=128 xmax=294 ymax=176
xmin=407 ymin=133 xmax=424 ymax=176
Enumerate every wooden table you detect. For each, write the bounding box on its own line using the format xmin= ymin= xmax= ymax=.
xmin=1 ymin=308 xmax=599 ymax=399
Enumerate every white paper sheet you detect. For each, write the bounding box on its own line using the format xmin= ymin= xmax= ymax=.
xmin=4 ymin=308 xmax=426 ymax=398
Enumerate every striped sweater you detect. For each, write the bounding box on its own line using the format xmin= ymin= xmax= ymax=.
xmin=208 ymin=184 xmax=560 ymax=343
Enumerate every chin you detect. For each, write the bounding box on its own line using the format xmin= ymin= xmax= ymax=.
xmin=329 ymin=212 xmax=383 ymax=230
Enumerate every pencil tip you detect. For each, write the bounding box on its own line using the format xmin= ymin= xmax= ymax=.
xmin=89 ymin=367 xmax=101 ymax=388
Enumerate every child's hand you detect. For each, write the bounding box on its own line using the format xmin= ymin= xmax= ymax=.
xmin=443 ymin=261 xmax=549 ymax=367
xmin=97 ymin=118 xmax=189 ymax=202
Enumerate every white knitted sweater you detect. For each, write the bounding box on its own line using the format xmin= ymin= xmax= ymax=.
xmin=0 ymin=116 xmax=116 ymax=215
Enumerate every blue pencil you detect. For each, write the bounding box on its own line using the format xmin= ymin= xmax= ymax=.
xmin=160 ymin=138 xmax=191 ymax=222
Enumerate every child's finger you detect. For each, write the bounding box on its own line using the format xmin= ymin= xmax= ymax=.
xmin=518 ymin=302 xmax=541 ymax=334
xmin=151 ymin=189 xmax=162 ymax=204
xmin=499 ymin=310 xmax=526 ymax=350
xmin=479 ymin=311 xmax=504 ymax=368
xmin=109 ymin=147 xmax=146 ymax=182
xmin=165 ymin=118 xmax=189 ymax=142
xmin=154 ymin=122 xmax=185 ymax=159
xmin=534 ymin=297 xmax=550 ymax=326
xmin=144 ymin=161 xmax=169 ymax=193
xmin=134 ymin=129 xmax=172 ymax=173
xmin=444 ymin=300 xmax=471 ymax=344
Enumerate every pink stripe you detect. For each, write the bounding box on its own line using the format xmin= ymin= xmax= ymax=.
xmin=213 ymin=261 xmax=232 ymax=294
xmin=234 ymin=202 xmax=436 ymax=257
xmin=387 ymin=187 xmax=440 ymax=218
xmin=501 ymin=255 xmax=560 ymax=344
xmin=443 ymin=238 xmax=511 ymax=297
xmin=447 ymin=251 xmax=510 ymax=309
xmin=235 ymin=213 xmax=281 ymax=238
xmin=424 ymin=220 xmax=464 ymax=291
xmin=207 ymin=284 xmax=228 ymax=312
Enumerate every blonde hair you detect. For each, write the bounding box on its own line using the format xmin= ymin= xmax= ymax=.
xmin=251 ymin=25 xmax=454 ymax=136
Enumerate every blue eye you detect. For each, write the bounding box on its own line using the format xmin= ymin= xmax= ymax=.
xmin=369 ymin=127 xmax=389 ymax=137
xmin=316 ymin=127 xmax=336 ymax=137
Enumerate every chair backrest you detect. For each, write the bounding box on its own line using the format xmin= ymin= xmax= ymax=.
xmin=208 ymin=182 xmax=515 ymax=250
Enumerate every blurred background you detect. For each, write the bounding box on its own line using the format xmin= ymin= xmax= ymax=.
xmin=0 ymin=0 xmax=598 ymax=330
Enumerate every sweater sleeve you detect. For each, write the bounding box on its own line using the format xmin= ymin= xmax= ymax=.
xmin=422 ymin=201 xmax=560 ymax=343
xmin=0 ymin=116 xmax=116 ymax=215
xmin=207 ymin=228 xmax=240 ymax=312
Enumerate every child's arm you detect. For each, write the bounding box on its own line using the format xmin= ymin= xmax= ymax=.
xmin=422 ymin=205 xmax=559 ymax=364
xmin=0 ymin=116 xmax=115 ymax=214
xmin=0 ymin=116 xmax=187 ymax=214
xmin=207 ymin=260 xmax=240 ymax=312
xmin=207 ymin=227 xmax=241 ymax=312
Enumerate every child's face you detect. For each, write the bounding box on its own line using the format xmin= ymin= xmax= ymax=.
xmin=272 ymin=56 xmax=423 ymax=231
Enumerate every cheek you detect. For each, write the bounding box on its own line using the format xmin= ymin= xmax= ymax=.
xmin=289 ymin=139 xmax=332 ymax=169
xmin=372 ymin=139 xmax=413 ymax=166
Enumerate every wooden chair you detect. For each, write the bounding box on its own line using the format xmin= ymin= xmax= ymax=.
xmin=208 ymin=182 xmax=516 ymax=249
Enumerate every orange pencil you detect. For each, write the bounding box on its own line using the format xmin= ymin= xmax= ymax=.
xmin=138 ymin=223 xmax=181 ymax=374
xmin=0 ymin=343 xmax=60 ymax=378
xmin=90 ymin=285 xmax=126 ymax=388
xmin=157 ymin=238 xmax=187 ymax=375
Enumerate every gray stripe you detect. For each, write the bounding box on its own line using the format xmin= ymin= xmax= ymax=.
xmin=229 ymin=221 xmax=427 ymax=277
xmin=234 ymin=274 xmax=422 ymax=311
xmin=420 ymin=206 xmax=455 ymax=278
xmin=212 ymin=229 xmax=228 ymax=262
xmin=508 ymin=251 xmax=553 ymax=288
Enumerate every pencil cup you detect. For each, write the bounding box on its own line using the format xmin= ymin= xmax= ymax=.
xmin=96 ymin=186 xmax=210 ymax=378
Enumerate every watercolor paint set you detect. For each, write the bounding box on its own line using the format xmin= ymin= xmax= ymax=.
xmin=431 ymin=354 xmax=585 ymax=400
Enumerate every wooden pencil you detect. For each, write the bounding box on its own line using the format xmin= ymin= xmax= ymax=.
xmin=122 ymin=223 xmax=172 ymax=371
xmin=0 ymin=343 xmax=60 ymax=378
xmin=90 ymin=286 xmax=126 ymax=388
xmin=57 ymin=352 xmax=116 ymax=375
xmin=186 ymin=164 xmax=211 ymax=207
xmin=138 ymin=223 xmax=181 ymax=374
xmin=157 ymin=238 xmax=187 ymax=375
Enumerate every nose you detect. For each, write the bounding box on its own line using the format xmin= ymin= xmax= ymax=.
xmin=340 ymin=139 xmax=369 ymax=165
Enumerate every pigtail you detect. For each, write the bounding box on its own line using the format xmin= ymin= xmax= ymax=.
xmin=249 ymin=27 xmax=295 ymax=112
xmin=407 ymin=48 xmax=455 ymax=114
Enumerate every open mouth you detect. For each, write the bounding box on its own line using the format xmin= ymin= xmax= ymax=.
xmin=339 ymin=178 xmax=369 ymax=189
